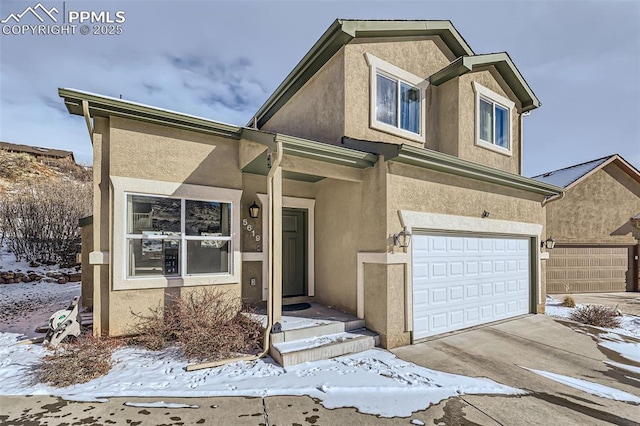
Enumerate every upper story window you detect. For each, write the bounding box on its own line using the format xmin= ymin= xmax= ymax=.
xmin=365 ymin=53 xmax=428 ymax=143
xmin=473 ymin=82 xmax=515 ymax=155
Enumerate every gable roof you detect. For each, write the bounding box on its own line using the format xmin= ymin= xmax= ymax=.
xmin=250 ymin=19 xmax=475 ymax=128
xmin=532 ymin=154 xmax=640 ymax=189
xmin=429 ymin=53 xmax=541 ymax=112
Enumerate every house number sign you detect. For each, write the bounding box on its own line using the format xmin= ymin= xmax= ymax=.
xmin=242 ymin=218 xmax=261 ymax=251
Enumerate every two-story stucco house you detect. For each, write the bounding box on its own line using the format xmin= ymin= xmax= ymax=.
xmin=60 ymin=19 xmax=563 ymax=365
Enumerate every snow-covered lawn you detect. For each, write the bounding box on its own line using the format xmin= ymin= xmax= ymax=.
xmin=545 ymin=296 xmax=640 ymax=339
xmin=543 ymin=295 xmax=640 ymax=404
xmin=0 ymin=332 xmax=523 ymax=417
xmin=0 ymin=244 xmax=83 ymax=337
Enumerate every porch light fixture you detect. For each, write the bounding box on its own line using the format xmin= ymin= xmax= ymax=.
xmin=248 ymin=201 xmax=260 ymax=219
xmin=542 ymin=237 xmax=556 ymax=250
xmin=482 ymin=210 xmax=490 ymax=218
xmin=393 ymin=226 xmax=412 ymax=249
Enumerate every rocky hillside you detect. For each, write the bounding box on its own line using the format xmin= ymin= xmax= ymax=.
xmin=0 ymin=149 xmax=91 ymax=192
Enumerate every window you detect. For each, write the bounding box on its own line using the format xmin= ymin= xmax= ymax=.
xmin=473 ymin=82 xmax=515 ymax=154
xmin=376 ymin=73 xmax=421 ymax=134
xmin=365 ymin=53 xmax=427 ymax=143
xmin=126 ymin=194 xmax=232 ymax=278
xmin=111 ymin=176 xmax=242 ymax=290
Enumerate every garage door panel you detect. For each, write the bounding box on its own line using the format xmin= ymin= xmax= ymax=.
xmin=547 ymin=246 xmax=630 ymax=293
xmin=413 ymin=234 xmax=530 ymax=340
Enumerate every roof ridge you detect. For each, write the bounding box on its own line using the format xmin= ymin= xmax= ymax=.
xmin=532 ymin=154 xmax=616 ymax=178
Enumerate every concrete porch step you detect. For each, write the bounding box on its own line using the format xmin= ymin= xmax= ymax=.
xmin=270 ymin=329 xmax=379 ymax=367
xmin=271 ymin=318 xmax=366 ymax=344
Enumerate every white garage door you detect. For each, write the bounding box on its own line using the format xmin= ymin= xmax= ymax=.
xmin=412 ymin=234 xmax=531 ymax=340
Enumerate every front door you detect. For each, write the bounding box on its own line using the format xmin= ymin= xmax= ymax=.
xmin=282 ymin=208 xmax=307 ymax=297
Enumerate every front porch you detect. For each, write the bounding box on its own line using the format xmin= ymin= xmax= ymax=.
xmin=254 ymin=302 xmax=379 ymax=367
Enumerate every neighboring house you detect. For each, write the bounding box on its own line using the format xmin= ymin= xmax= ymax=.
xmin=0 ymin=141 xmax=75 ymax=162
xmin=60 ymin=19 xmax=563 ymax=362
xmin=533 ymin=155 xmax=640 ymax=293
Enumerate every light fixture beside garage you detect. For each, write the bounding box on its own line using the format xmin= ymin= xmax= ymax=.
xmin=393 ymin=226 xmax=412 ymax=249
xmin=542 ymin=237 xmax=556 ymax=250
xmin=481 ymin=211 xmax=490 ymax=218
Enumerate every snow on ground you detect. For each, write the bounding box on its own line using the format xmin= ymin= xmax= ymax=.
xmin=0 ymin=281 xmax=81 ymax=337
xmin=0 ymin=332 xmax=523 ymax=417
xmin=522 ymin=367 xmax=640 ymax=404
xmin=545 ymin=295 xmax=640 ymax=395
xmin=124 ymin=401 xmax=199 ymax=409
xmin=545 ymin=295 xmax=640 ymax=339
xmin=0 ymin=246 xmax=82 ymax=337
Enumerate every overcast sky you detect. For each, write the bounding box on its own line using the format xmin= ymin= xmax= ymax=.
xmin=0 ymin=0 xmax=638 ymax=176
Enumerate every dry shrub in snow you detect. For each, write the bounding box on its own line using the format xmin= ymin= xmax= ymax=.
xmin=569 ymin=305 xmax=622 ymax=329
xmin=36 ymin=335 xmax=121 ymax=387
xmin=0 ymin=180 xmax=91 ymax=267
xmin=130 ymin=288 xmax=263 ymax=363
xmin=562 ymin=295 xmax=576 ymax=308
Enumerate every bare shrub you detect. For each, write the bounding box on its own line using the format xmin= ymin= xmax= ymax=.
xmin=562 ymin=295 xmax=576 ymax=308
xmin=36 ymin=335 xmax=122 ymax=387
xmin=0 ymin=180 xmax=92 ymax=267
xmin=130 ymin=288 xmax=263 ymax=362
xmin=569 ymin=305 xmax=622 ymax=329
xmin=0 ymin=150 xmax=34 ymax=180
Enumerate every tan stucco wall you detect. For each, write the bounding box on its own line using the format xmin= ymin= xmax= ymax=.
xmin=92 ymin=117 xmax=110 ymax=335
xmin=80 ymin=222 xmax=93 ymax=308
xmin=381 ymin=162 xmax=547 ymax=343
xmin=428 ymin=79 xmax=458 ymax=155
xmin=110 ymin=284 xmax=241 ymax=335
xmin=313 ymin=160 xmax=387 ymax=316
xmin=546 ymin=164 xmax=640 ymax=244
xmin=109 ymin=117 xmax=241 ymax=189
xmin=344 ymin=36 xmax=455 ymax=146
xmin=97 ymin=117 xmax=245 ymax=336
xmin=262 ymin=50 xmax=345 ymax=144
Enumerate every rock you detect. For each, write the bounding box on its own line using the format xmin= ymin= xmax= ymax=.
xmin=0 ymin=278 xmax=5 ymax=284
xmin=28 ymin=273 xmax=42 ymax=281
xmin=29 ymin=261 xmax=40 ymax=267
xmin=15 ymin=272 xmax=24 ymax=279
xmin=57 ymin=277 xmax=69 ymax=284
xmin=21 ymin=275 xmax=31 ymax=283
xmin=3 ymin=273 xmax=14 ymax=280
xmin=68 ymin=273 xmax=82 ymax=282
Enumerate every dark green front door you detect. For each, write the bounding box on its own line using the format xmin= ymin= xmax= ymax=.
xmin=282 ymin=208 xmax=307 ymax=297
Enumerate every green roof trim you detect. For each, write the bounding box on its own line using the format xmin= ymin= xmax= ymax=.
xmin=78 ymin=215 xmax=93 ymax=227
xmin=342 ymin=137 xmax=564 ymax=196
xmin=59 ymin=88 xmax=242 ymax=139
xmin=251 ymin=19 xmax=475 ymax=128
xmin=429 ymin=53 xmax=541 ymax=112
xmin=242 ymin=128 xmax=378 ymax=175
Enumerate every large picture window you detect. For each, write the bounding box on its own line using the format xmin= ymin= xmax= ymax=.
xmin=365 ymin=53 xmax=427 ymax=143
xmin=473 ymin=82 xmax=515 ymax=155
xmin=126 ymin=194 xmax=232 ymax=278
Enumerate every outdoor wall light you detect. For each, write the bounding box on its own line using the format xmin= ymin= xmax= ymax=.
xmin=393 ymin=226 xmax=412 ymax=249
xmin=482 ymin=211 xmax=490 ymax=218
xmin=248 ymin=201 xmax=260 ymax=219
xmin=542 ymin=237 xmax=556 ymax=250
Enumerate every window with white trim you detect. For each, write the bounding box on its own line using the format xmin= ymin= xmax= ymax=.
xmin=365 ymin=53 xmax=427 ymax=143
xmin=473 ymin=82 xmax=515 ymax=154
xmin=126 ymin=194 xmax=232 ymax=278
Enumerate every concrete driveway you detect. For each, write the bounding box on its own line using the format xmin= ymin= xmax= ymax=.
xmin=392 ymin=314 xmax=640 ymax=425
